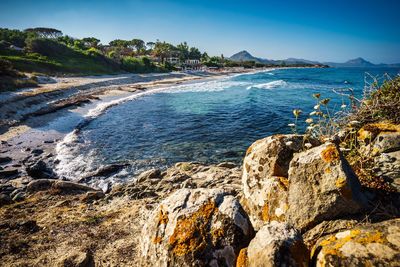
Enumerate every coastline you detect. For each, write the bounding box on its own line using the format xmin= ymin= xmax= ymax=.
xmin=0 ymin=67 xmax=271 ymax=189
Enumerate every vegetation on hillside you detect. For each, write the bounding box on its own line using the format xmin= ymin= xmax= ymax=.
xmin=0 ymin=27 xmax=322 ymax=91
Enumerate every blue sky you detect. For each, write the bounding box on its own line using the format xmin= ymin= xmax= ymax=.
xmin=1 ymin=0 xmax=399 ymax=63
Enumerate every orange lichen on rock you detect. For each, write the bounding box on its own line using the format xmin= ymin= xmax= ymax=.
xmin=152 ymin=236 xmax=162 ymax=244
xmin=277 ymin=176 xmax=289 ymax=190
xmin=157 ymin=207 xmax=169 ymax=225
xmin=168 ymin=200 xmax=218 ymax=256
xmin=236 ymin=248 xmax=249 ymax=267
xmin=358 ymin=122 xmax=400 ymax=142
xmin=261 ymin=204 xmax=270 ymax=222
xmin=316 ymin=229 xmax=385 ymax=257
xmin=320 ymin=145 xmax=339 ymax=163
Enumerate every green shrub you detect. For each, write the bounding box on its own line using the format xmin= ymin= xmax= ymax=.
xmin=121 ymin=56 xmax=156 ymax=73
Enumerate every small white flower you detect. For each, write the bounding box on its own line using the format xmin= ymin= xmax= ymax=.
xmin=309 ymin=111 xmax=317 ymax=116
xmin=305 ymin=118 xmax=313 ymax=124
xmin=288 ymin=123 xmax=295 ymax=127
xmin=339 ymin=147 xmax=351 ymax=151
xmin=307 ymin=126 xmax=315 ymax=130
xmin=341 ymin=104 xmax=347 ymax=109
xmin=304 ymin=143 xmax=312 ymax=148
xmin=314 ymin=104 xmax=320 ymax=110
xmin=285 ymin=141 xmax=294 ymax=146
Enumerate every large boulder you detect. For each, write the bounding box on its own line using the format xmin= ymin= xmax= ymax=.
xmin=311 ymin=218 xmax=400 ymax=266
xmin=140 ymin=188 xmax=254 ymax=266
xmin=374 ymin=151 xmax=400 ymax=191
xmin=237 ymin=221 xmax=308 ymax=267
xmin=287 ymin=143 xmax=368 ymax=231
xmin=242 ymin=135 xmax=317 ymax=230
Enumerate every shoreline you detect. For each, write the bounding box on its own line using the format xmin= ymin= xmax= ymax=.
xmin=0 ymin=67 xmax=270 ymax=189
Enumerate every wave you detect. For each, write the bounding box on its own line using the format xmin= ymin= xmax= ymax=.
xmin=246 ymin=80 xmax=288 ymax=90
xmin=54 ymin=76 xmax=250 ymax=181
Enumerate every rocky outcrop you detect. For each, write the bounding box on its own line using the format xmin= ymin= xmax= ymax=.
xmin=311 ymin=218 xmax=400 ymax=266
xmin=238 ymin=221 xmax=308 ymax=267
xmin=140 ymin=188 xmax=254 ymax=266
xmin=112 ymin=162 xmax=242 ymax=200
xmin=241 ymin=135 xmax=318 ymax=229
xmin=287 ymin=143 xmax=368 ymax=231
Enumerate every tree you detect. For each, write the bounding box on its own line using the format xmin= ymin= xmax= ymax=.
xmin=146 ymin=41 xmax=155 ymax=50
xmin=131 ymin=38 xmax=145 ymax=53
xmin=201 ymin=52 xmax=210 ymax=63
xmin=0 ymin=28 xmax=34 ymax=47
xmin=24 ymin=27 xmax=62 ymax=39
xmin=189 ymin=47 xmax=201 ymax=60
xmin=177 ymin=42 xmax=189 ymax=61
xmin=109 ymin=39 xmax=130 ymax=48
xmin=82 ymin=37 xmax=100 ymax=48
xmin=152 ymin=41 xmax=175 ymax=63
xmin=57 ymin=35 xmax=75 ymax=47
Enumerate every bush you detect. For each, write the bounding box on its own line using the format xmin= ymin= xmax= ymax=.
xmin=349 ymin=76 xmax=400 ymax=125
xmin=121 ymin=56 xmax=156 ymax=73
xmin=25 ymin=37 xmax=69 ymax=56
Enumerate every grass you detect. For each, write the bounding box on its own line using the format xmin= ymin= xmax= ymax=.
xmin=0 ymin=44 xmax=122 ymax=76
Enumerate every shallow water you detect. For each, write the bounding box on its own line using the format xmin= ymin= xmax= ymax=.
xmin=55 ymin=67 xmax=400 ymax=184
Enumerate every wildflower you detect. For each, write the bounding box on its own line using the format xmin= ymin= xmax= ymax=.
xmin=293 ymin=109 xmax=302 ymax=117
xmin=285 ymin=141 xmax=293 ymax=146
xmin=313 ymin=93 xmax=321 ymax=99
xmin=309 ymin=111 xmax=317 ymax=116
xmin=314 ymin=104 xmax=320 ymax=110
xmin=288 ymin=123 xmax=295 ymax=127
xmin=341 ymin=104 xmax=347 ymax=109
xmin=306 ymin=126 xmax=315 ymax=131
xmin=320 ymin=98 xmax=330 ymax=105
xmin=305 ymin=118 xmax=313 ymax=124
xmin=304 ymin=143 xmax=312 ymax=148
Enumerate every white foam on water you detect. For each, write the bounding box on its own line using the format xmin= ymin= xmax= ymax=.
xmin=54 ymin=76 xmax=251 ymax=181
xmin=246 ymin=80 xmax=288 ymax=89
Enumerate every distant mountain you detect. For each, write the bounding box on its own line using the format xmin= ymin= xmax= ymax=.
xmin=324 ymin=57 xmax=375 ymax=68
xmin=229 ymin=52 xmax=400 ymax=68
xmin=229 ymin=50 xmax=274 ymax=64
xmin=283 ymin=58 xmax=320 ymax=65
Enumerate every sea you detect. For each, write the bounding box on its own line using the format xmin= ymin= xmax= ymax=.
xmin=54 ymin=67 xmax=400 ymax=188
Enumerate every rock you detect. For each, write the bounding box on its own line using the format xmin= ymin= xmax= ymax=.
xmin=12 ymin=192 xmax=26 ymax=202
xmin=241 ymin=221 xmax=308 ymax=267
xmin=373 ymin=151 xmax=400 ymax=191
xmin=26 ymin=179 xmax=55 ymax=192
xmin=53 ymin=181 xmax=99 ymax=194
xmin=136 ymin=168 xmax=162 ymax=183
xmin=217 ymin=162 xmax=238 ymax=169
xmin=140 ymin=188 xmax=254 ymax=266
xmin=26 ymin=160 xmax=54 ymax=179
xmin=287 ymin=143 xmax=368 ymax=231
xmin=58 ymin=251 xmax=94 ymax=267
xmin=31 ymin=149 xmax=44 ymax=156
xmin=242 ymin=135 xmax=317 ymax=230
xmin=357 ymin=122 xmax=400 ymax=144
xmin=79 ymin=164 xmax=128 ymax=183
xmin=16 ymin=220 xmax=40 ymax=233
xmin=0 ymin=156 xmax=12 ymax=164
xmin=302 ymin=219 xmax=359 ymax=249
xmin=0 ymin=168 xmax=19 ymax=179
xmin=371 ymin=132 xmax=400 ymax=155
xmin=0 ymin=193 xmax=12 ymax=207
xmin=80 ymin=191 xmax=105 ymax=202
xmin=311 ymin=218 xmax=400 ymax=266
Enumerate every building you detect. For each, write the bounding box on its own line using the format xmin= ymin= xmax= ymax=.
xmin=183 ymin=59 xmax=202 ymax=71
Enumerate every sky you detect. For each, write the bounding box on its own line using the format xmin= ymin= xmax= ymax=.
xmin=1 ymin=0 xmax=399 ymax=63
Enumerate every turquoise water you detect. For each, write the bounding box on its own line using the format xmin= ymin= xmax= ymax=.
xmin=55 ymin=67 xmax=400 ymax=183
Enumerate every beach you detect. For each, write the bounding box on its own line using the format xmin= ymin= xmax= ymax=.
xmin=0 ymin=68 xmax=260 ymax=187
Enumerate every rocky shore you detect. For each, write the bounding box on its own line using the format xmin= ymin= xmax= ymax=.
xmin=0 ymin=120 xmax=399 ymax=266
